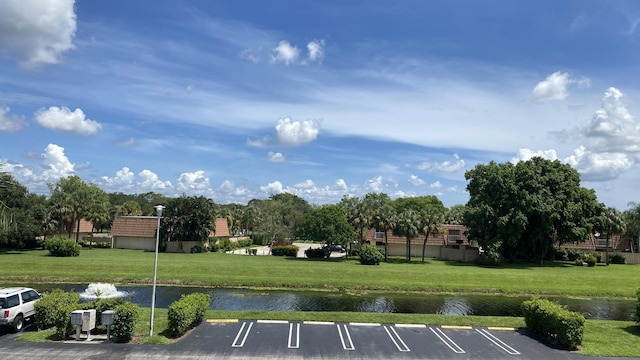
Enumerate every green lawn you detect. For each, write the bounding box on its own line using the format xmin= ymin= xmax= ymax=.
xmin=3 ymin=248 xmax=640 ymax=356
xmin=1 ymin=248 xmax=638 ymax=297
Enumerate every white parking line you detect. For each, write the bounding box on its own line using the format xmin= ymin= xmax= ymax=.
xmin=395 ymin=324 xmax=426 ymax=328
xmin=257 ymin=320 xmax=289 ymax=324
xmin=231 ymin=321 xmax=253 ymax=348
xmin=475 ymin=328 xmax=520 ymax=355
xmin=383 ymin=325 xmax=410 ymax=352
xmin=288 ymin=322 xmax=300 ymax=349
xmin=337 ymin=324 xmax=355 ymax=351
xmin=429 ymin=327 xmax=465 ymax=354
xmin=349 ymin=322 xmax=380 ymax=327
xmin=303 ymin=321 xmax=334 ymax=325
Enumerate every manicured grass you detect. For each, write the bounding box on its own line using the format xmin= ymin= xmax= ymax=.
xmin=1 ymin=248 xmax=638 ymax=297
xmin=5 ymin=248 xmax=640 ymax=356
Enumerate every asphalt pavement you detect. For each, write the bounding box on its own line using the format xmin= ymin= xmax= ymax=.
xmin=1 ymin=319 xmax=635 ymax=360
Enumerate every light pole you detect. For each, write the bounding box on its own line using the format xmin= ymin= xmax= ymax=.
xmin=150 ymin=204 xmax=164 ymax=336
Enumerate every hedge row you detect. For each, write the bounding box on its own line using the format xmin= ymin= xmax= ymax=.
xmin=522 ymin=298 xmax=585 ymax=349
xmin=167 ymin=293 xmax=210 ymax=337
xmin=636 ymin=289 xmax=640 ymax=325
xmin=304 ymin=247 xmax=327 ymax=259
xmin=271 ymin=245 xmax=299 ymax=257
xmin=34 ymin=290 xmax=136 ymax=342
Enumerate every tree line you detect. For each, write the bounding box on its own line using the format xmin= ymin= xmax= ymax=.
xmin=1 ymin=157 xmax=640 ymax=265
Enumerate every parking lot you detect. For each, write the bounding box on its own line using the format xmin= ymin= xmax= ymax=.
xmin=176 ymin=319 xmax=584 ymax=359
xmin=0 ymin=318 xmax=600 ymax=359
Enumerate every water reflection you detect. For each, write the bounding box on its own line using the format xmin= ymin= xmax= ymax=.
xmin=28 ymin=284 xmax=636 ymax=321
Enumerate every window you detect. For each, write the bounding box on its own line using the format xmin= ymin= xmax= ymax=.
xmin=374 ymin=230 xmax=385 ymax=239
xmin=22 ymin=290 xmax=39 ymax=303
xmin=6 ymin=294 xmax=20 ymax=308
xmin=448 ymin=229 xmax=461 ymax=242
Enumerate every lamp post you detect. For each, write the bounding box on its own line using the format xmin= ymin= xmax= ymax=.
xmin=150 ymin=204 xmax=164 ymax=336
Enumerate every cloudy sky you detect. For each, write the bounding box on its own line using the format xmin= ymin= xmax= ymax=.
xmin=1 ymin=0 xmax=640 ymax=209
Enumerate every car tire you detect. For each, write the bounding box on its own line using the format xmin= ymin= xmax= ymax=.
xmin=11 ymin=315 xmax=24 ymax=333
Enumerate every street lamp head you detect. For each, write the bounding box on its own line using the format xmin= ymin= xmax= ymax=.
xmin=154 ymin=205 xmax=165 ymax=217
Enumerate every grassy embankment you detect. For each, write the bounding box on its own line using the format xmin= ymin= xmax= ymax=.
xmin=3 ymin=248 xmax=640 ymax=356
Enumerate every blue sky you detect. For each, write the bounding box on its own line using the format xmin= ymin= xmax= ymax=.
xmin=1 ymin=0 xmax=640 ymax=209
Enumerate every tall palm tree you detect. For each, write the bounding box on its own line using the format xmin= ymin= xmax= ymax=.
xmin=372 ymin=202 xmax=396 ymax=262
xmin=419 ymin=206 xmax=445 ymax=263
xmin=598 ymin=207 xmax=626 ymax=265
xmin=625 ymin=202 xmax=640 ymax=253
xmin=393 ymin=208 xmax=420 ymax=262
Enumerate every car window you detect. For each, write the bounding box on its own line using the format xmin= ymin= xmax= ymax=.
xmin=22 ymin=290 xmax=39 ymax=303
xmin=0 ymin=298 xmax=6 ymax=308
xmin=6 ymin=294 xmax=20 ymax=308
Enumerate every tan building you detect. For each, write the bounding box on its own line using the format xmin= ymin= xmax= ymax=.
xmin=365 ymin=224 xmax=479 ymax=262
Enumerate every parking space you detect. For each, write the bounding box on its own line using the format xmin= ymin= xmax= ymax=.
xmin=185 ymin=319 xmax=576 ymax=359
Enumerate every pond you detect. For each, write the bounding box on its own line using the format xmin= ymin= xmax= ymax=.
xmin=30 ymin=283 xmax=636 ymax=321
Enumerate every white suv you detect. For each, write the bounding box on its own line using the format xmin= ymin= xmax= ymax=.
xmin=0 ymin=287 xmax=40 ymax=332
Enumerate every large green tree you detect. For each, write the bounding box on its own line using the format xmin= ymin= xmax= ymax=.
xmin=464 ymin=157 xmax=602 ymax=264
xmin=393 ymin=208 xmax=421 ymax=262
xmin=162 ymin=195 xmax=217 ymax=244
xmin=297 ymin=204 xmax=353 ymax=257
xmin=48 ymin=175 xmax=109 ymax=242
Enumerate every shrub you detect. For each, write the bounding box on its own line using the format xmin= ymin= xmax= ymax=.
xmin=552 ymin=247 xmax=568 ymax=261
xmin=636 ymin=289 xmax=640 ymax=324
xmin=271 ymin=245 xmax=299 ymax=257
xmin=522 ymin=298 xmax=585 ymax=349
xmin=237 ymin=239 xmax=253 ymax=247
xmin=190 ymin=245 xmax=208 ymax=253
xmin=349 ymin=248 xmax=361 ymax=257
xmin=167 ymin=293 xmax=210 ymax=337
xmin=54 ymin=304 xmax=81 ymax=340
xmin=94 ymin=298 xmax=126 ymax=326
xmin=609 ymin=253 xmax=626 ymax=264
xmin=359 ymin=245 xmax=384 ymax=265
xmin=252 ymin=234 xmax=269 ymax=246
xmin=304 ymin=247 xmax=327 ymax=259
xmin=218 ymin=238 xmax=238 ymax=252
xmin=111 ymin=302 xmax=140 ymax=343
xmin=582 ymin=253 xmax=598 ymax=267
xmin=45 ymin=236 xmax=81 ymax=257
xmin=566 ymin=248 xmax=582 ymax=262
xmin=35 ymin=289 xmax=80 ymax=330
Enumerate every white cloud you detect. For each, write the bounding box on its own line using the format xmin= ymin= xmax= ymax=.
xmin=430 ymin=181 xmax=442 ymax=189
xmin=307 ymin=40 xmax=325 ymax=62
xmin=239 ymin=48 xmax=260 ymax=63
xmin=246 ymin=136 xmax=269 ymax=148
xmin=41 ymin=144 xmax=75 ymax=181
xmin=271 ymin=40 xmax=300 ymax=65
xmin=117 ymin=138 xmax=136 ymax=147
xmin=408 ymin=174 xmax=425 ymax=186
xmin=564 ymin=146 xmax=634 ymax=181
xmin=511 ymin=148 xmax=559 ymax=163
xmin=364 ymin=176 xmax=384 ymax=192
xmin=267 ymin=151 xmax=286 ymax=162
xmin=0 ymin=106 xmax=25 ymax=132
xmin=333 ymin=179 xmax=348 ymax=191
xmin=177 ymin=170 xmax=214 ymax=195
xmin=138 ymin=169 xmax=172 ymax=190
xmin=532 ymin=71 xmax=591 ymax=101
xmin=532 ymin=72 xmax=570 ymax=101
xmin=579 ymin=87 xmax=640 ymax=153
xmin=294 ymin=179 xmax=316 ymax=189
xmin=35 ymin=106 xmax=102 ymax=135
xmin=275 ymin=117 xmax=320 ymax=146
xmin=0 ymin=0 xmax=77 ymax=68
xmin=101 ymin=167 xmax=135 ymax=187
xmin=418 ymin=154 xmax=465 ymax=172
xmin=260 ymin=180 xmax=284 ymax=194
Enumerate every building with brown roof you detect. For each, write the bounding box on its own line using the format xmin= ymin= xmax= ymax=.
xmin=111 ymin=216 xmax=159 ymax=251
